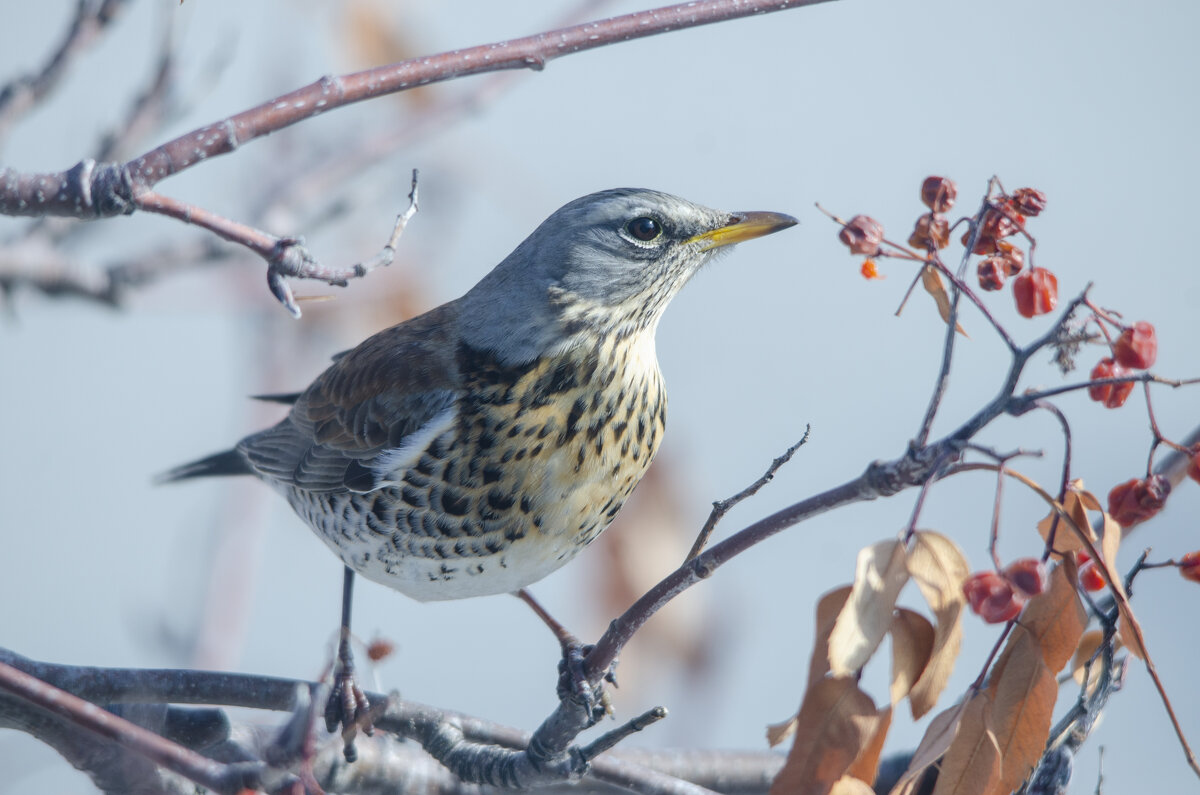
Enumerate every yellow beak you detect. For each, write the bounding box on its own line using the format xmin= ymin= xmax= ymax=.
xmin=687 ymin=210 xmax=798 ymax=251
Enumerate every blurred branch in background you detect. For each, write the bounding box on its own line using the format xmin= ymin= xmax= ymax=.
xmin=0 ymin=0 xmax=829 ymax=316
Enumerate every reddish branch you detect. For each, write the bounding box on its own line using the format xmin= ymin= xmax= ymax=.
xmin=0 ymin=0 xmax=831 ymax=315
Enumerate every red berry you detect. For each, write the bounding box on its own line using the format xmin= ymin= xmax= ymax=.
xmin=366 ymin=638 xmax=395 ymax=662
xmin=977 ymin=257 xmax=1008 ymax=291
xmin=981 ymin=199 xmax=1023 ymax=239
xmin=1013 ymin=267 xmax=1058 ymax=318
xmin=840 ymin=215 xmax=884 ymax=256
xmin=1107 ymin=475 xmax=1171 ymax=528
xmin=1088 ymin=358 xmax=1134 ymax=408
xmin=1180 ymin=551 xmax=1200 ymax=584
xmin=1078 ymin=561 xmax=1106 ymax=592
xmin=1113 ymin=322 xmax=1158 ymax=370
xmin=1003 ymin=557 xmax=1049 ymax=597
xmin=1187 ymin=445 xmax=1200 ymax=485
xmin=909 ymin=212 xmax=950 ymax=250
xmin=963 ymin=571 xmax=1027 ymax=624
xmin=1011 ymin=187 xmax=1048 ymax=217
xmin=921 ymin=176 xmax=957 ymax=213
xmin=993 ymin=239 xmax=1025 ymax=274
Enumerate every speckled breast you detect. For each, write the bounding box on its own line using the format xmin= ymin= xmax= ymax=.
xmin=289 ymin=335 xmax=667 ymax=601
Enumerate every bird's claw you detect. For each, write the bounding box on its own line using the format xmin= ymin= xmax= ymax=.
xmin=324 ymin=666 xmax=374 ymax=762
xmin=556 ymin=642 xmax=616 ymax=725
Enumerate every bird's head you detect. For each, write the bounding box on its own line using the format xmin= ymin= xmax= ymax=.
xmin=460 ymin=188 xmax=797 ymax=362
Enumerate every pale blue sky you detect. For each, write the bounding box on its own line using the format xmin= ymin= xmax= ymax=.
xmin=2 ymin=1 xmax=1198 ymax=792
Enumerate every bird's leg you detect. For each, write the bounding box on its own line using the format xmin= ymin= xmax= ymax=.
xmin=513 ymin=588 xmax=616 ymax=725
xmin=324 ymin=566 xmax=373 ymax=762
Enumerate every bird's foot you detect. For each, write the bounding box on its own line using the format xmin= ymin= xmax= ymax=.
xmin=324 ymin=654 xmax=374 ymax=762
xmin=556 ymin=640 xmax=618 ymax=726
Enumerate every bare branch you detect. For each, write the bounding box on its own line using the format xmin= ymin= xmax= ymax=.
xmin=0 ymin=0 xmax=133 ymax=143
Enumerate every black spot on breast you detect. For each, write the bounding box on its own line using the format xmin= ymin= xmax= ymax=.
xmin=561 ymin=396 xmax=587 ymax=444
xmin=637 ymin=417 xmax=646 ymax=443
xmin=440 ymin=489 xmax=470 ymax=516
xmin=401 ymin=485 xmax=425 ymax=508
xmin=415 ymin=456 xmax=436 ymax=477
xmin=508 ymin=424 xmax=524 ymax=438
xmin=544 ymin=360 xmax=578 ymax=394
xmin=477 ymin=430 xmax=498 ymax=451
xmin=482 ymin=464 xmax=503 ymax=484
xmin=487 ymin=489 xmax=516 ymax=511
xmin=531 ymin=443 xmax=543 ymax=457
xmin=520 ymin=495 xmax=534 ymax=514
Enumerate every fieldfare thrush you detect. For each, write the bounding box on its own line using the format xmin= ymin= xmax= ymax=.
xmin=163 ymin=188 xmax=796 ymax=752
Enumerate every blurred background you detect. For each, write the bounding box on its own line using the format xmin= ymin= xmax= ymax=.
xmin=1 ymin=0 xmax=1198 ymax=791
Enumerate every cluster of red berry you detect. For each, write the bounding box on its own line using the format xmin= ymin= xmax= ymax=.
xmin=836 ymin=178 xmax=1199 ymax=623
xmin=962 ymin=557 xmax=1048 ymax=624
xmin=1087 ymin=321 xmax=1157 ymax=409
xmin=838 ymin=177 xmax=1059 ymax=319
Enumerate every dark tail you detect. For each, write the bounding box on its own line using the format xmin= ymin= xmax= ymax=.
xmin=250 ymin=392 xmax=302 ymax=405
xmin=157 ymin=449 xmax=252 ymax=484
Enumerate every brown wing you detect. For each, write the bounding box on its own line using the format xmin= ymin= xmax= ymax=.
xmin=239 ymin=302 xmax=462 ymax=493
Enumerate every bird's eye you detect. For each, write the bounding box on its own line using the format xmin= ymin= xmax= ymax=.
xmin=625 ymin=216 xmax=662 ymax=242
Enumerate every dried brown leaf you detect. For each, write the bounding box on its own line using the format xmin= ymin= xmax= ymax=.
xmin=830 ymin=540 xmax=911 ymax=676
xmin=1036 ymin=480 xmax=1097 ymax=554
xmin=830 ymin=777 xmax=877 ymax=795
xmin=905 ymin=531 xmax=970 ymax=718
xmin=846 ymin=706 xmax=893 ymax=785
xmin=769 ymin=677 xmax=880 ymax=795
xmin=931 ymin=691 xmax=1001 ymax=795
xmin=1070 ymin=630 xmax=1119 ymax=687
xmin=890 ymin=609 xmax=935 ymax=705
xmin=887 ymin=699 xmax=970 ymax=795
xmin=920 ymin=264 xmax=967 ymax=335
xmin=767 ymin=715 xmax=799 ymax=748
xmin=986 ymin=630 xmax=1058 ymax=795
xmin=809 ymin=586 xmax=853 ymax=692
xmin=1016 ymin=562 xmax=1088 ymax=673
xmin=1085 ymin=505 xmax=1147 ymax=661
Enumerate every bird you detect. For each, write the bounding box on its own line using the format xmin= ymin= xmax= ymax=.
xmin=162 ymin=187 xmax=796 ymax=754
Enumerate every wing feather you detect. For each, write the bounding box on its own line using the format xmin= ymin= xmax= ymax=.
xmin=239 ymin=303 xmax=461 ymax=493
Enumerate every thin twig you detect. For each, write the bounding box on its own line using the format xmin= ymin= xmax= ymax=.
xmin=685 ymin=427 xmax=809 ymax=561
xmin=0 ymin=0 xmax=133 ymax=143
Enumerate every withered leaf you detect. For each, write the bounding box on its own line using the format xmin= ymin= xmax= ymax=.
xmin=830 ymin=777 xmax=877 ymax=795
xmin=1036 ymin=480 xmax=1098 ymax=554
xmin=905 ymin=531 xmax=970 ymax=718
xmin=829 ymin=540 xmax=911 ymax=676
xmin=986 ymin=629 xmax=1058 ymax=795
xmin=919 ymin=264 xmax=967 ymax=335
xmin=931 ymin=691 xmax=1001 ymax=795
xmin=887 ymin=699 xmax=970 ymax=795
xmin=845 ymin=705 xmax=893 ymax=786
xmin=890 ymin=608 xmax=936 ymax=705
xmin=769 ymin=677 xmax=880 ymax=795
xmin=809 ymin=586 xmax=853 ymax=692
